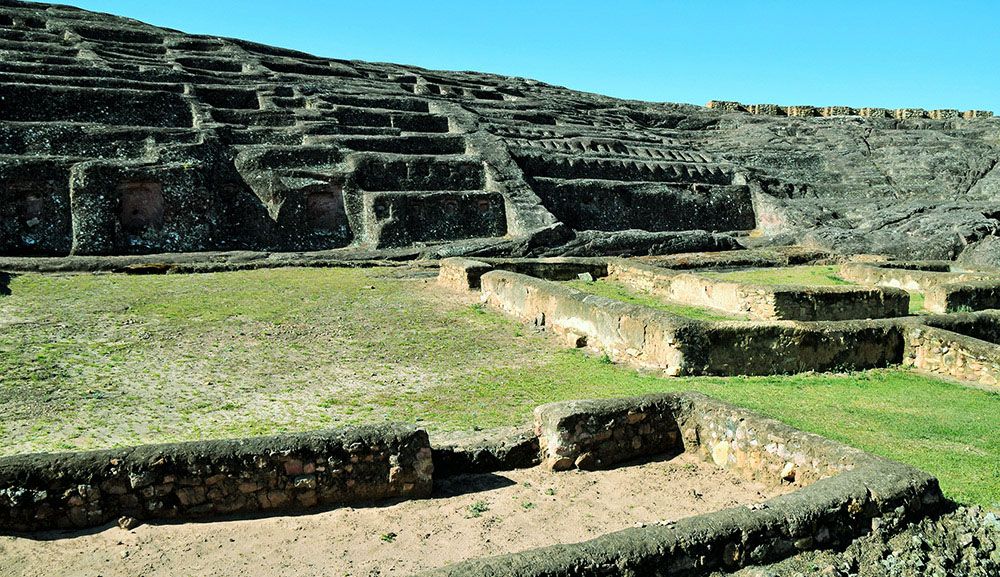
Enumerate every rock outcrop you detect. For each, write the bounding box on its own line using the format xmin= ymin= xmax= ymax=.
xmin=1 ymin=1 xmax=998 ymax=260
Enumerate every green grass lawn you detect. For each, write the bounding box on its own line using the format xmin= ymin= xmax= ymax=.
xmin=703 ymin=265 xmax=852 ymax=286
xmin=564 ymin=278 xmax=745 ymax=321
xmin=0 ymin=268 xmax=996 ymax=509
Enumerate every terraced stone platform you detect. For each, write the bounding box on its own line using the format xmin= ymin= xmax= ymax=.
xmin=1 ymin=1 xmax=999 ymax=262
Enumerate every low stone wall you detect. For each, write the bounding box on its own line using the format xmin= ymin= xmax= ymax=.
xmin=481 ymin=269 xmax=694 ymax=374
xmin=839 ymin=262 xmax=988 ymax=293
xmin=922 ymin=310 xmax=1000 ymax=344
xmin=706 ymin=100 xmax=994 ymax=120
xmin=422 ymin=392 xmax=943 ymax=577
xmin=534 ymin=396 xmax=684 ymax=471
xmin=438 ymin=256 xmax=608 ymax=291
xmin=609 ymin=260 xmax=908 ymax=321
xmin=431 ymin=429 xmax=540 ymax=477
xmin=480 ymin=270 xmax=905 ymax=376
xmin=925 ymin=281 xmax=1000 ymax=313
xmin=696 ymin=320 xmax=904 ymax=376
xmin=437 ymin=257 xmax=494 ymax=290
xmin=633 ymin=246 xmax=830 ymax=271
xmin=1 ymin=391 xmax=947 ymax=575
xmin=0 ymin=424 xmax=433 ymax=533
xmin=903 ymin=325 xmax=1000 ymax=388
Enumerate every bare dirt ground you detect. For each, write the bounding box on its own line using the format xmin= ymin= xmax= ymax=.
xmin=0 ymin=453 xmax=789 ymax=577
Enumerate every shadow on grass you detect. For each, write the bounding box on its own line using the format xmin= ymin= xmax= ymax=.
xmin=0 ymin=272 xmax=14 ymax=296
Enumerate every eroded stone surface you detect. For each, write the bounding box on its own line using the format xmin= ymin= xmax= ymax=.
xmin=0 ymin=2 xmax=998 ymax=260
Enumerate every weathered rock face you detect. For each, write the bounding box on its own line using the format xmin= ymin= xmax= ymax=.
xmin=1 ymin=1 xmax=998 ymax=259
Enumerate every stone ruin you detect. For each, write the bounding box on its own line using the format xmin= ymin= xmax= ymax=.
xmin=706 ymin=100 xmax=994 ymax=120
xmin=440 ymin=249 xmax=1000 ymax=388
xmin=1 ymin=1 xmax=1000 ymax=263
xmin=1 ymin=2 xmax=998 ymax=575
xmin=0 ymin=392 xmax=943 ymax=575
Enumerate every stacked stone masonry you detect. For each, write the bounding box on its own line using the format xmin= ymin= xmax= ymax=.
xmin=418 ymin=393 xmax=943 ymax=576
xmin=706 ymin=100 xmax=994 ymax=120
xmin=0 ymin=424 xmax=433 ymax=532
xmin=450 ymin=252 xmax=1000 ymax=388
xmin=0 ymin=392 xmax=944 ymax=577
xmin=608 ymin=260 xmax=909 ymax=321
xmin=478 ymin=269 xmax=905 ymax=376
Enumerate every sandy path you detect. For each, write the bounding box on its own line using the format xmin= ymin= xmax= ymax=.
xmin=0 ymin=453 xmax=789 ymax=577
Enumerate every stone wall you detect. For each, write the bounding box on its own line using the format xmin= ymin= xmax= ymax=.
xmin=422 ymin=392 xmax=943 ymax=577
xmin=706 ymin=100 xmax=994 ymax=120
xmin=437 ymin=257 xmax=495 ymax=290
xmin=903 ymin=325 xmax=1000 ymax=388
xmin=633 ymin=247 xmax=829 ymax=271
xmin=535 ymin=393 xmax=883 ymax=486
xmin=838 ymin=262 xmax=988 ymax=293
xmin=0 ymin=389 xmax=947 ymax=575
xmin=479 ymin=270 xmax=906 ymax=376
xmin=695 ymin=321 xmax=904 ymax=376
xmin=925 ymin=281 xmax=1000 ymax=313
xmin=609 ymin=260 xmax=909 ymax=321
xmin=534 ymin=395 xmax=685 ymax=471
xmin=0 ymin=424 xmax=433 ymax=532
xmin=438 ymin=256 xmax=609 ymax=291
xmin=480 ymin=269 xmax=694 ymax=374
xmin=922 ymin=310 xmax=1000 ymax=344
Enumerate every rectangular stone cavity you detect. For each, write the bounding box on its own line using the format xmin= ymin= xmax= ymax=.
xmin=338 ymin=135 xmax=466 ymax=155
xmin=304 ymin=184 xmax=349 ymax=237
xmin=0 ymin=165 xmax=72 ymax=255
xmin=326 ymin=107 xmax=449 ymax=133
xmin=319 ymin=94 xmax=430 ymax=113
xmin=118 ymin=180 xmax=164 ymax=234
xmin=197 ymin=86 xmax=261 ymax=109
xmin=363 ymin=190 xmax=506 ymax=248
xmin=211 ymin=109 xmax=293 ymax=127
xmin=175 ymin=56 xmax=244 ymax=73
xmin=533 ymin=178 xmax=755 ymax=233
xmin=436 ymin=392 xmax=942 ymax=577
xmin=0 ymin=424 xmax=433 ymax=532
xmin=352 ymin=157 xmax=485 ymax=191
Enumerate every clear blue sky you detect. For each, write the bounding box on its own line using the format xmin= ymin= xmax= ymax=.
xmin=48 ymin=0 xmax=1000 ymax=110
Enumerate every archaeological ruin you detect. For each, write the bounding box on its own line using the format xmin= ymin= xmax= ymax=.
xmin=1 ymin=2 xmax=999 ymax=576
xmin=0 ymin=2 xmax=999 ymax=262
